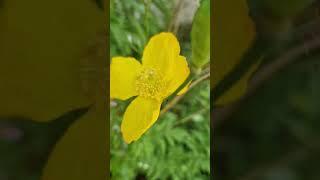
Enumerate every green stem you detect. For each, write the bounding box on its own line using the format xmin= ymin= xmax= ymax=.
xmin=144 ymin=0 xmax=151 ymax=35
xmin=160 ymin=71 xmax=210 ymax=115
xmin=174 ymin=107 xmax=209 ymax=127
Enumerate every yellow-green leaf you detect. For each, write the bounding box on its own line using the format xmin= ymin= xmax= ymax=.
xmin=0 ymin=0 xmax=105 ymax=121
xmin=42 ymin=29 xmax=107 ymax=179
xmin=215 ymin=61 xmax=260 ymax=105
xmin=0 ymin=1 xmax=107 ymax=180
xmin=42 ymin=103 xmax=107 ymax=180
xmin=43 ymin=39 xmax=106 ymax=180
xmin=191 ymin=0 xmax=210 ymax=68
xmin=212 ymin=0 xmax=257 ymax=105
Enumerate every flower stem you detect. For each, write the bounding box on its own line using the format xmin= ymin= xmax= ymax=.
xmin=174 ymin=107 xmax=209 ymax=127
xmin=160 ymin=71 xmax=210 ymax=115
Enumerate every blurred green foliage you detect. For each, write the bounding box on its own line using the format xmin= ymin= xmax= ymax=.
xmin=213 ymin=1 xmax=320 ymax=180
xmin=110 ymin=0 xmax=174 ymax=58
xmin=110 ymin=0 xmax=210 ymax=179
xmin=214 ymin=51 xmax=320 ymax=180
xmin=111 ymin=83 xmax=210 ymax=179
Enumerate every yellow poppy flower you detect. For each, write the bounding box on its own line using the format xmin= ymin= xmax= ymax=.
xmin=111 ymin=32 xmax=190 ymax=144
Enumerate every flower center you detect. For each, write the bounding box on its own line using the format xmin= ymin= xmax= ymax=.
xmin=135 ymin=68 xmax=167 ymax=101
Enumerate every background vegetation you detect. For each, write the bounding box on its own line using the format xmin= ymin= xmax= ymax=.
xmin=110 ymin=0 xmax=210 ymax=179
xmin=213 ymin=0 xmax=320 ymax=180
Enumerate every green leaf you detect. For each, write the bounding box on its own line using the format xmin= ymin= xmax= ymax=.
xmin=0 ymin=0 xmax=107 ymax=180
xmin=43 ymin=104 xmax=107 ymax=180
xmin=191 ymin=0 xmax=210 ymax=69
xmin=212 ymin=0 xmax=258 ymax=105
xmin=0 ymin=0 xmax=105 ymax=121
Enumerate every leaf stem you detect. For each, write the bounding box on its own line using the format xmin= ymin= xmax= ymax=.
xmin=167 ymin=0 xmax=183 ymax=33
xmin=174 ymin=107 xmax=209 ymax=127
xmin=160 ymin=71 xmax=210 ymax=115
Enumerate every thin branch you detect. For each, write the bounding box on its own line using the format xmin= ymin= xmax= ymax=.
xmin=167 ymin=0 xmax=183 ymax=33
xmin=160 ymin=94 xmax=184 ymax=116
xmin=190 ymin=71 xmax=210 ymax=89
xmin=250 ymin=36 xmax=320 ymax=93
xmin=200 ymin=65 xmax=211 ymax=75
xmin=174 ymin=107 xmax=209 ymax=127
xmin=213 ymin=35 xmax=320 ymax=127
xmin=160 ymin=71 xmax=210 ymax=116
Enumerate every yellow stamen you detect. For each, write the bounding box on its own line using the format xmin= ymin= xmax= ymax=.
xmin=135 ymin=68 xmax=167 ymax=101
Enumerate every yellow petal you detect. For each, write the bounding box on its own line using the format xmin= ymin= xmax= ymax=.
xmin=110 ymin=57 xmax=142 ymax=100
xmin=166 ymin=56 xmax=190 ymax=96
xmin=142 ymin=32 xmax=180 ymax=80
xmin=121 ymin=97 xmax=161 ymax=144
xmin=177 ymin=80 xmax=192 ymax=96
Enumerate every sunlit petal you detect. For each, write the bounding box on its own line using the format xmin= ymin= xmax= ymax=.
xmin=121 ymin=97 xmax=161 ymax=144
xmin=165 ymin=56 xmax=190 ymax=97
xmin=142 ymin=32 xmax=180 ymax=80
xmin=110 ymin=57 xmax=142 ymax=100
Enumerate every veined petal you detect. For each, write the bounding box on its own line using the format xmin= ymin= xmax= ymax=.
xmin=142 ymin=32 xmax=180 ymax=80
xmin=121 ymin=97 xmax=161 ymax=144
xmin=110 ymin=57 xmax=142 ymax=100
xmin=165 ymin=56 xmax=190 ymax=97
